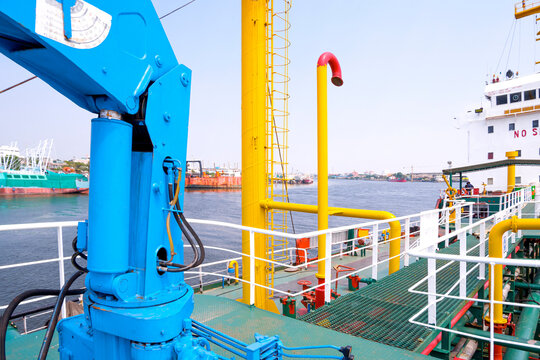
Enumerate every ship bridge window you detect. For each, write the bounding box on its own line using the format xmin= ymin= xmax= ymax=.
xmin=496 ymin=95 xmax=508 ymax=105
xmin=510 ymin=92 xmax=522 ymax=103
xmin=524 ymin=89 xmax=537 ymax=100
xmin=488 ymin=125 xmax=494 ymax=133
xmin=516 ymin=176 xmax=522 ymax=184
xmin=29 ymin=175 xmax=37 ymax=179
xmin=509 ymin=123 xmax=515 ymax=131
xmin=487 ymin=178 xmax=494 ymax=185
xmin=488 ymin=152 xmax=494 ymax=159
xmin=12 ymin=174 xmax=20 ymax=179
xmin=533 ymin=120 xmax=539 ymax=128
xmin=38 ymin=175 xmax=45 ymax=179
xmin=21 ymin=175 xmax=29 ymax=179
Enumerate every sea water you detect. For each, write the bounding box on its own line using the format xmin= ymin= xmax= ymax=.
xmin=0 ymin=180 xmax=444 ymax=315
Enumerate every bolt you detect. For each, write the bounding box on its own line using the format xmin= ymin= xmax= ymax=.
xmin=101 ymin=67 xmax=108 ymax=74
xmin=160 ymin=330 xmax=165 ymax=336
xmin=180 ymin=73 xmax=190 ymax=87
xmin=152 ymin=183 xmax=160 ymax=193
xmin=155 ymin=55 xmax=163 ymax=68
xmin=126 ymin=96 xmax=137 ymax=112
xmin=163 ymin=112 xmax=171 ymax=122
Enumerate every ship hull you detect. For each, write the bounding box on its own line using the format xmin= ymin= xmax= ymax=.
xmin=0 ymin=187 xmax=88 ymax=196
xmin=185 ymin=176 xmax=241 ymax=189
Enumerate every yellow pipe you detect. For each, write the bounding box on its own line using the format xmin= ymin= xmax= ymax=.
xmin=316 ymin=53 xmax=343 ymax=280
xmin=506 ymin=151 xmax=519 ymax=193
xmin=241 ymin=0 xmax=277 ymax=313
xmin=228 ymin=260 xmax=239 ymax=284
xmin=488 ymin=216 xmax=540 ymax=324
xmin=261 ymin=199 xmax=402 ymax=274
xmin=317 ymin=64 xmax=329 ymax=279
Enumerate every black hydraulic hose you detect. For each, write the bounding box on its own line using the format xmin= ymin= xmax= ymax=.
xmin=165 ymin=183 xmax=198 ymax=270
xmin=159 ymin=181 xmax=206 ymax=272
xmin=37 ymin=270 xmax=84 ymax=360
xmin=0 ymin=287 xmax=85 ymax=360
xmin=71 ymin=237 xmax=88 ymax=273
xmin=179 ymin=212 xmax=205 ymax=267
xmin=172 ymin=178 xmax=205 ymax=267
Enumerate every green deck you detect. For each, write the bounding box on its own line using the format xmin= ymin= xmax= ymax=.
xmin=299 ymin=235 xmax=495 ymax=353
xmin=192 ymin=295 xmax=432 ymax=359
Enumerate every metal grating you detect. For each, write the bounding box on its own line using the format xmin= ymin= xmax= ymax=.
xmin=299 ymin=236 xmax=490 ymax=352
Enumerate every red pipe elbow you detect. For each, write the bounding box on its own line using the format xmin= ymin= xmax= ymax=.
xmin=317 ymin=52 xmax=343 ymax=87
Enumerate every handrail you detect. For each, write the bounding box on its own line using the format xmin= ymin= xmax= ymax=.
xmin=407 ymin=193 xmax=538 ymax=359
xmin=1 ymin=189 xmax=532 ymax=318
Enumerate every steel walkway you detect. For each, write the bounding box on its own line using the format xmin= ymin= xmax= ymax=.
xmin=299 ymin=235 xmax=500 ymax=353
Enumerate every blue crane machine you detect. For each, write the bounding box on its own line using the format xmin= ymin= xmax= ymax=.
xmin=0 ymin=0 xmax=206 ymax=358
xmin=0 ymin=1 xmax=353 ymax=359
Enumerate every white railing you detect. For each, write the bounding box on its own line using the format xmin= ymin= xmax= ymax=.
xmin=0 ymin=221 xmax=77 ymax=320
xmin=0 ymin=211 xmax=436 ymax=312
xmin=407 ymin=187 xmax=538 ymax=359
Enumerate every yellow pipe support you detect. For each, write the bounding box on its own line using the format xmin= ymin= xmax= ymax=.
xmin=228 ymin=260 xmax=239 ymax=284
xmin=488 ymin=216 xmax=540 ymax=324
xmin=241 ymin=0 xmax=278 ymax=313
xmin=261 ymin=199 xmax=402 ymax=274
xmin=506 ymin=151 xmax=519 ymax=193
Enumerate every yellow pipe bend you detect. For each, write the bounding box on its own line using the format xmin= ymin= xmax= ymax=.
xmin=488 ymin=216 xmax=540 ymax=324
xmin=261 ymin=199 xmax=402 ymax=274
xmin=228 ymin=260 xmax=239 ymax=284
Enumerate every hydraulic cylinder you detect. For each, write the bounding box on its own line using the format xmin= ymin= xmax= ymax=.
xmin=88 ymin=116 xmax=132 ymax=274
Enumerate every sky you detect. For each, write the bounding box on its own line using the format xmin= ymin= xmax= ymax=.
xmin=0 ymin=0 xmax=535 ymax=174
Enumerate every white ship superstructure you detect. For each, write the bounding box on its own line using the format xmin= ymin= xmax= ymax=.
xmin=461 ymin=72 xmax=540 ymax=191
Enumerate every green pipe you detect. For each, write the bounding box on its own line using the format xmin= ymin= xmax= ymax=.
xmin=514 ymin=281 xmax=540 ymax=291
xmin=454 ymin=326 xmax=540 ymax=354
xmin=504 ymin=272 xmax=540 ymax=360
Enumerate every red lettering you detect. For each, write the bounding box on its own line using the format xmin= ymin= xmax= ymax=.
xmin=522 ymin=129 xmax=527 ymax=137
xmin=514 ymin=130 xmax=520 ymax=138
xmin=534 ymin=128 xmax=538 ymax=136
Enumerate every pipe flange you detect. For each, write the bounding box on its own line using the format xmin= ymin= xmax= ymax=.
xmin=511 ymin=216 xmax=519 ymax=233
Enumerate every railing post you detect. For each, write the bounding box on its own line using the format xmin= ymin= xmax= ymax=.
xmin=479 ymin=222 xmax=486 ymax=280
xmin=427 ymin=255 xmax=437 ymax=325
xmin=57 ymin=226 xmax=66 ymax=319
xmin=517 ymin=204 xmax=523 ymax=239
xmin=468 ymin=203 xmax=473 ymax=233
xmin=371 ymin=224 xmax=379 ymax=280
xmin=456 ymin=206 xmax=467 ymax=298
xmin=445 ymin=208 xmax=450 ymax=247
xmin=404 ymin=217 xmax=410 ymax=267
xmin=249 ymin=231 xmax=255 ymax=306
xmin=324 ymin=232 xmax=332 ymax=304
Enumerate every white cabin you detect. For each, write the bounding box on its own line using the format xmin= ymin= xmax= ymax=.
xmin=460 ymin=73 xmax=540 ymax=191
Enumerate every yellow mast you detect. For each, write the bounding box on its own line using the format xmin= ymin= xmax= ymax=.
xmin=241 ymin=0 xmax=276 ymax=312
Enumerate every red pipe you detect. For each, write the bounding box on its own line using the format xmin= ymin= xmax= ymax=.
xmin=317 ymin=52 xmax=343 ymax=87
